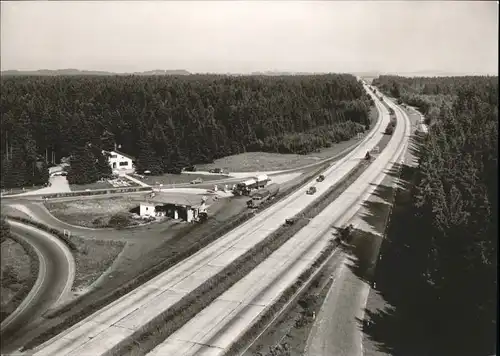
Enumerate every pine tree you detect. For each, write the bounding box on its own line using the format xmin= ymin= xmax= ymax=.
xmin=67 ymin=144 xmax=99 ymax=184
xmin=135 ymin=136 xmax=163 ymax=175
xmin=95 ymin=150 xmax=113 ymax=179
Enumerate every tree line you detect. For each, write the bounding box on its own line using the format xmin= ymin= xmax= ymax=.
xmin=373 ymin=75 xmax=498 ymax=125
xmin=1 ymin=74 xmax=374 ymax=187
xmin=374 ymin=76 xmax=498 ymax=355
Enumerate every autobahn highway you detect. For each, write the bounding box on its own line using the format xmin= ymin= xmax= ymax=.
xmin=146 ymin=91 xmax=411 ymax=356
xmin=25 ymin=83 xmax=391 ymax=356
xmin=1 ymin=220 xmax=75 ymax=350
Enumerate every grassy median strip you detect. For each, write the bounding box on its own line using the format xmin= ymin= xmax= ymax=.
xmin=21 ymin=164 xmax=328 ymax=352
xmin=224 ymin=239 xmax=340 ymax=356
xmin=105 ymin=156 xmax=383 ymax=356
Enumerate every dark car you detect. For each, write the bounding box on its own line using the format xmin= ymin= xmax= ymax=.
xmin=285 ymin=218 xmax=296 ymax=225
xmin=209 ymin=168 xmax=223 ymax=174
xmin=184 ymin=165 xmax=197 ymax=172
xmin=316 ymin=175 xmax=325 ymax=182
xmin=306 ymin=186 xmax=317 ymax=195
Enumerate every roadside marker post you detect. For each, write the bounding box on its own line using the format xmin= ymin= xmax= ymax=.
xmin=64 ymin=229 xmax=71 ymax=238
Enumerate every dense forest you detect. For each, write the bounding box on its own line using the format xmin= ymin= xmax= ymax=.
xmin=373 ymin=75 xmax=498 ymax=125
xmin=1 ymin=74 xmax=374 ymax=188
xmin=373 ymin=76 xmax=498 ymax=354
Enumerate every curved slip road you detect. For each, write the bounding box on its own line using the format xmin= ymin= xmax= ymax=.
xmin=146 ymin=88 xmax=411 ymax=356
xmin=1 ymin=220 xmax=75 ymax=352
xmin=25 ymin=82 xmax=390 ymax=356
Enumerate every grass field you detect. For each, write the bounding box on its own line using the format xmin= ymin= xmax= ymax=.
xmin=44 ymin=196 xmax=146 ymax=228
xmin=70 ymin=237 xmax=126 ymax=294
xmin=141 ymin=173 xmax=230 ymax=186
xmin=196 ymin=107 xmax=379 ymax=173
xmin=1 ymin=237 xmax=37 ymax=322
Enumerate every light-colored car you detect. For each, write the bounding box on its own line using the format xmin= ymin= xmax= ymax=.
xmin=191 ymin=177 xmax=203 ymax=184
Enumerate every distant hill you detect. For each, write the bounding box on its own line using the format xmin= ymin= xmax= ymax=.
xmin=249 ymin=71 xmax=326 ymax=76
xmin=1 ymin=69 xmax=191 ymax=76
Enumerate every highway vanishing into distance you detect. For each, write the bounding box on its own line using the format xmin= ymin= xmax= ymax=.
xmin=1 ymin=220 xmax=75 ymax=347
xmin=147 ymin=87 xmax=411 ymax=356
xmin=18 ymin=82 xmax=413 ymax=356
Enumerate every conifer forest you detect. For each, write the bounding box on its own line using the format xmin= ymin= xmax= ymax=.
xmin=373 ymin=75 xmax=497 ymax=355
xmin=1 ymin=74 xmax=373 ymax=187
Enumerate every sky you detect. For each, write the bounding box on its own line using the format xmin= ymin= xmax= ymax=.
xmin=1 ymin=1 xmax=498 ymax=75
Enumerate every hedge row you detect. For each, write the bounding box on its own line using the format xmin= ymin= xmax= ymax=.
xmin=224 ymin=239 xmax=340 ymax=356
xmin=106 ymin=157 xmax=376 ymax=355
xmin=6 ymin=216 xmax=78 ymax=252
xmin=22 ymin=163 xmax=328 ymax=352
xmin=40 ymin=186 xmax=152 ymax=200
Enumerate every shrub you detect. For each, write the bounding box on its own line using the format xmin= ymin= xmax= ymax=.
xmin=92 ymin=217 xmax=108 ymax=228
xmin=108 ymin=213 xmax=134 ymax=229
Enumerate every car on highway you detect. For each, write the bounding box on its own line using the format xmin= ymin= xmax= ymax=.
xmin=306 ymin=186 xmax=317 ymax=195
xmin=285 ymin=218 xmax=296 ymax=225
xmin=316 ymin=175 xmax=325 ymax=182
xmin=190 ymin=177 xmax=203 ymax=184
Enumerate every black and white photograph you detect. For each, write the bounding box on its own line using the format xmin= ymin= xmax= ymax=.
xmin=0 ymin=1 xmax=497 ymax=356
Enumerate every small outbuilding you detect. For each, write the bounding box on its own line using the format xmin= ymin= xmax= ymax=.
xmin=138 ymin=192 xmax=208 ymax=223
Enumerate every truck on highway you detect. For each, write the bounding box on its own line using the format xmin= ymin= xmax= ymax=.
xmin=247 ymin=183 xmax=280 ymax=208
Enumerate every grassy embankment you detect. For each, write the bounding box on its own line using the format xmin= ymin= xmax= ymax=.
xmin=0 ymin=236 xmax=39 ymax=323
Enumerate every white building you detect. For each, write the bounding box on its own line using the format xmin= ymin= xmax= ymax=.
xmin=138 ymin=193 xmax=208 ymax=223
xmin=103 ymin=150 xmax=135 ymax=172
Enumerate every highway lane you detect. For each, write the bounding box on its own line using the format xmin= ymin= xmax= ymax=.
xmin=146 ymin=88 xmax=411 ymax=356
xmin=26 ymin=83 xmax=389 ymax=356
xmin=1 ymin=220 xmax=75 ymax=353
xmin=303 ymin=97 xmax=415 ymax=356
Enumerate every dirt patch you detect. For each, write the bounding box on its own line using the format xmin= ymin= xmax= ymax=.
xmin=1 ymin=237 xmax=38 ymax=323
xmin=1 ymin=185 xmax=45 ymax=197
xmin=70 ymin=236 xmax=126 ymax=293
xmin=44 ymin=196 xmax=144 ymax=228
xmin=69 ymin=181 xmax=114 ymax=192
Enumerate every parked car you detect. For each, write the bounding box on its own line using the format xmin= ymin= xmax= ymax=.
xmin=316 ymin=175 xmax=325 ymax=182
xmin=191 ymin=177 xmax=203 ymax=184
xmin=209 ymin=168 xmax=223 ymax=174
xmin=184 ymin=165 xmax=197 ymax=172
xmin=306 ymin=186 xmax=317 ymax=195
